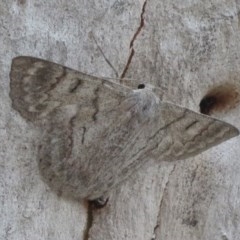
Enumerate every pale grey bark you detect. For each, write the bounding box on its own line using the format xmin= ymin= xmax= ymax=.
xmin=1 ymin=1 xmax=240 ymax=240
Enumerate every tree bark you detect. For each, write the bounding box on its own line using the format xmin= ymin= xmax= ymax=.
xmin=1 ymin=0 xmax=240 ymax=239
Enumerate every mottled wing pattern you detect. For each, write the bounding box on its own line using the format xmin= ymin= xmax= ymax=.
xmin=142 ymin=102 xmax=239 ymax=162
xmin=78 ymin=100 xmax=239 ymax=199
xmin=10 ymin=56 xmax=130 ymax=122
xmin=9 ymin=56 xmax=239 ymax=200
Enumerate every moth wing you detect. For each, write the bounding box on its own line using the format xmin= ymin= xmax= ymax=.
xmin=142 ymin=101 xmax=239 ymax=162
xmin=90 ymin=100 xmax=239 ymax=195
xmin=63 ymin=96 xmax=239 ymax=199
xmin=9 ymin=56 xmax=239 ymax=200
xmin=10 ymin=56 xmax=130 ymax=123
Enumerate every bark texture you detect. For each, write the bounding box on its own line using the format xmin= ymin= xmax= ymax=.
xmin=1 ymin=0 xmax=240 ymax=240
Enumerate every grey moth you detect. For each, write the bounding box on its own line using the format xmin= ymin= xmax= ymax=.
xmin=9 ymin=56 xmax=239 ymax=201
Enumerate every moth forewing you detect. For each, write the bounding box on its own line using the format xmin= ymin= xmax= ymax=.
xmin=147 ymin=101 xmax=239 ymax=162
xmin=9 ymin=56 xmax=130 ymax=123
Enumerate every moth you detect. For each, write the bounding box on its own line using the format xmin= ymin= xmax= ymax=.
xmin=10 ymin=56 xmax=239 ymax=203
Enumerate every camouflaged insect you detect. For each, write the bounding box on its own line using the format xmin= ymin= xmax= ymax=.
xmin=9 ymin=56 xmax=239 ymax=201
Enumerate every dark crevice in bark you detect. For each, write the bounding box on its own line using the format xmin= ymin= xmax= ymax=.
xmin=83 ymin=202 xmax=94 ymax=240
xmin=120 ymin=48 xmax=135 ymax=80
xmin=153 ymin=165 xmax=176 ymax=239
xmin=120 ymin=0 xmax=148 ymax=80
xmin=130 ymin=0 xmax=148 ymax=48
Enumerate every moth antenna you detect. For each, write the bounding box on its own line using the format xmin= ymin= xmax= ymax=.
xmin=89 ymin=32 xmax=119 ymax=78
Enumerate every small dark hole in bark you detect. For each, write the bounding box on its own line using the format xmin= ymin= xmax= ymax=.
xmin=138 ymin=84 xmax=145 ymax=89
xmin=199 ymin=83 xmax=240 ymax=115
xmin=200 ymin=96 xmax=217 ymax=115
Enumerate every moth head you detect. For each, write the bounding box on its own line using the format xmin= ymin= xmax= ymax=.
xmin=138 ymin=84 xmax=145 ymax=89
xmin=137 ymin=83 xmax=157 ymax=91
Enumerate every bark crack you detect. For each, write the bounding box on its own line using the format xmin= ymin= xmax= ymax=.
xmin=83 ymin=202 xmax=94 ymax=240
xmin=120 ymin=0 xmax=148 ymax=79
xmin=129 ymin=0 xmax=148 ymax=48
xmin=152 ymin=164 xmax=176 ymax=239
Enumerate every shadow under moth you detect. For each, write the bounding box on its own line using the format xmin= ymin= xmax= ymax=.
xmin=9 ymin=56 xmax=239 ymax=203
